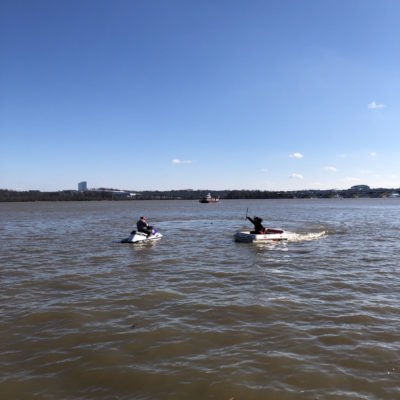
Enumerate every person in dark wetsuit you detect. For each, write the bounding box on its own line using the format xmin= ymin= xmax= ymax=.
xmin=247 ymin=216 xmax=266 ymax=234
xmin=136 ymin=216 xmax=153 ymax=236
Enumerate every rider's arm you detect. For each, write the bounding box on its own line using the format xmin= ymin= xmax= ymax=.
xmin=246 ymin=216 xmax=255 ymax=224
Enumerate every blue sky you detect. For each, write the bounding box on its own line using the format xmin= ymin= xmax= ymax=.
xmin=1 ymin=0 xmax=400 ymax=191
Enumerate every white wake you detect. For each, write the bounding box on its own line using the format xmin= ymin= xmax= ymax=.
xmin=285 ymin=230 xmax=327 ymax=242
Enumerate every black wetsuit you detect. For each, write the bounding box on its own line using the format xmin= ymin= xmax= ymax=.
xmin=137 ymin=219 xmax=152 ymax=235
xmin=247 ymin=216 xmax=265 ymax=234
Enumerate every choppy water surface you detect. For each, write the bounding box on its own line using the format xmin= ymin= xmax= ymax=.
xmin=1 ymin=199 xmax=399 ymax=399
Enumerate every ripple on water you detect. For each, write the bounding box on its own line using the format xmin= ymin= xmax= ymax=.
xmin=1 ymin=200 xmax=400 ymax=399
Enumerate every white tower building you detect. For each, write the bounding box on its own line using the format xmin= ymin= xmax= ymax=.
xmin=78 ymin=181 xmax=87 ymax=191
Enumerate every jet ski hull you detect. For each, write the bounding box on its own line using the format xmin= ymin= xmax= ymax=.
xmin=121 ymin=230 xmax=163 ymax=243
xmin=234 ymin=229 xmax=288 ymax=243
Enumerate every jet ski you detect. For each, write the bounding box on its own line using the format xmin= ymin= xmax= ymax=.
xmin=234 ymin=228 xmax=288 ymax=243
xmin=121 ymin=229 xmax=163 ymax=244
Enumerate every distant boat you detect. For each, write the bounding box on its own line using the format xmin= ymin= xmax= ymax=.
xmin=199 ymin=193 xmax=220 ymax=203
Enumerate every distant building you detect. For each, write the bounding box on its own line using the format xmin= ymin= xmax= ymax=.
xmin=110 ymin=190 xmax=136 ymax=198
xmin=78 ymin=181 xmax=87 ymax=191
xmin=350 ymin=185 xmax=370 ymax=191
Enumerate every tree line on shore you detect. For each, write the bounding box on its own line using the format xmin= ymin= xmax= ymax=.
xmin=0 ymin=187 xmax=399 ymax=202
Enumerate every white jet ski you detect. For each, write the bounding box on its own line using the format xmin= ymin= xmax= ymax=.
xmin=121 ymin=229 xmax=163 ymax=244
xmin=234 ymin=228 xmax=288 ymax=243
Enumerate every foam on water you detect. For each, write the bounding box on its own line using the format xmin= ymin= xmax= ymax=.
xmin=286 ymin=230 xmax=327 ymax=242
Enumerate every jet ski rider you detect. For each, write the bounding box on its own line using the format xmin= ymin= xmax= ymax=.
xmin=136 ymin=216 xmax=153 ymax=236
xmin=247 ymin=216 xmax=266 ymax=234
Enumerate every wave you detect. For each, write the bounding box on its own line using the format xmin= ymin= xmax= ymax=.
xmin=285 ymin=230 xmax=327 ymax=242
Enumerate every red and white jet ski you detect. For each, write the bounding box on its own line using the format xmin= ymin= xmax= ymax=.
xmin=234 ymin=228 xmax=288 ymax=243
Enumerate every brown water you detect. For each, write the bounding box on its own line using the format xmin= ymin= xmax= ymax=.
xmin=0 ymin=199 xmax=399 ymax=399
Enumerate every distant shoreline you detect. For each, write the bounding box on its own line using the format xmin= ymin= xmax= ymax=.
xmin=1 ymin=188 xmax=399 ymax=202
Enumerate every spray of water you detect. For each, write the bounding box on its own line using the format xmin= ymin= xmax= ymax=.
xmin=285 ymin=230 xmax=327 ymax=242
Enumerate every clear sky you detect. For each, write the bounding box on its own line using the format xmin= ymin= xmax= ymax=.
xmin=1 ymin=0 xmax=400 ymax=191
